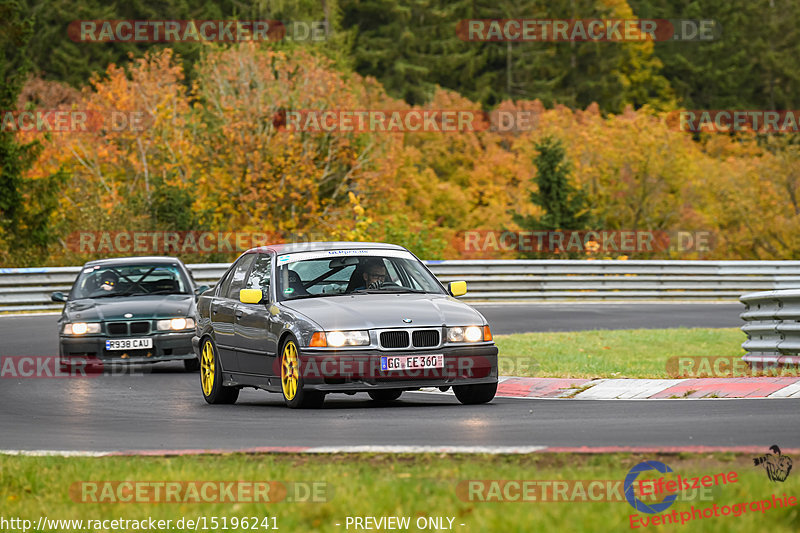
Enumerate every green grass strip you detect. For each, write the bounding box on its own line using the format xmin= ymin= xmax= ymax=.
xmin=1 ymin=453 xmax=797 ymax=532
xmin=496 ymin=328 xmax=746 ymax=379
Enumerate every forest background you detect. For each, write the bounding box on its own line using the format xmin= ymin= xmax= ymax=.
xmin=2 ymin=0 xmax=799 ymax=265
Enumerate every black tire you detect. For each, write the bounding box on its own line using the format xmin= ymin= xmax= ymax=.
xmin=454 ymin=382 xmax=497 ymax=405
xmin=368 ymin=390 xmax=403 ymax=402
xmin=280 ymin=336 xmax=325 ymax=409
xmin=184 ymin=357 xmax=201 ymax=372
xmin=200 ymin=338 xmax=239 ymax=404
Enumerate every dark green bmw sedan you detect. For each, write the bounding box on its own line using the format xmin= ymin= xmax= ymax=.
xmin=51 ymin=256 xmax=210 ymax=371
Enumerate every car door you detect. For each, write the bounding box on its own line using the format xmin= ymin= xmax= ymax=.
xmin=211 ymin=254 xmax=255 ymax=372
xmin=235 ymin=253 xmax=278 ymax=376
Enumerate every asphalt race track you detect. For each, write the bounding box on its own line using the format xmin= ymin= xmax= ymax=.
xmin=1 ymin=364 xmax=798 ymax=452
xmin=474 ymin=302 xmax=743 ymax=334
xmin=4 ymin=302 xmax=789 ymax=454
xmin=0 ymin=302 xmax=743 ymax=357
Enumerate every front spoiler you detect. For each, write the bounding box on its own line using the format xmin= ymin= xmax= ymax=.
xmin=59 ymin=331 xmax=194 ymax=365
xmin=234 ymin=344 xmax=499 ymax=393
xmin=304 ymin=375 xmax=498 ymax=393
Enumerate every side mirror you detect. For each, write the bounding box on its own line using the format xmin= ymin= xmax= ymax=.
xmin=51 ymin=292 xmax=67 ymax=303
xmin=195 ymin=285 xmax=211 ymax=296
xmin=449 ymin=281 xmax=467 ymax=297
xmin=239 ymin=288 xmax=264 ymax=304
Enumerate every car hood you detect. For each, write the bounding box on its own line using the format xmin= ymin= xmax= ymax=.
xmin=281 ymin=293 xmax=485 ymax=330
xmin=64 ymin=295 xmax=195 ymax=322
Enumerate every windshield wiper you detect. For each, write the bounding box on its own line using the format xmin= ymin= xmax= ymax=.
xmin=146 ymin=290 xmax=188 ymax=295
xmin=89 ymin=292 xmax=140 ymax=298
xmin=283 ymin=293 xmax=334 ymax=301
xmin=114 ymin=290 xmax=162 ymax=297
xmin=351 ymin=287 xmax=426 ymax=294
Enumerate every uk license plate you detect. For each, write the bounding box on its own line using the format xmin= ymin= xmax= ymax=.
xmin=381 ymin=354 xmax=444 ymax=371
xmin=105 ymin=338 xmax=153 ymax=351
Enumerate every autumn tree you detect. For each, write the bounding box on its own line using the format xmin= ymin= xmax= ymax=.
xmin=187 ymin=45 xmax=402 ymax=239
xmin=17 ymin=40 xmax=800 ymax=265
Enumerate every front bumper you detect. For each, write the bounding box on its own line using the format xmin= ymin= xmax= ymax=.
xmin=59 ymin=331 xmax=195 ymax=365
xmin=297 ymin=344 xmax=498 ymax=392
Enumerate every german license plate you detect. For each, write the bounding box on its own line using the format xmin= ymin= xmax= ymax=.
xmin=381 ymin=354 xmax=444 ymax=371
xmin=105 ymin=338 xmax=153 ymax=351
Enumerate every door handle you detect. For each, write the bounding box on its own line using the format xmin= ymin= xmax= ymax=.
xmin=235 ymin=310 xmax=244 ymax=318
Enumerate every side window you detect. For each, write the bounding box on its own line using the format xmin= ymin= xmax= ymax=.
xmin=245 ymin=254 xmax=272 ymax=295
xmin=227 ymin=254 xmax=256 ymax=299
xmin=216 ymin=267 xmax=235 ymax=297
xmin=384 ymin=259 xmax=402 ymax=284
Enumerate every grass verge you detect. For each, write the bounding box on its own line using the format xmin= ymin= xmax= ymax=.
xmin=1 ymin=453 xmax=797 ymax=532
xmin=495 ymin=328 xmax=746 ymax=379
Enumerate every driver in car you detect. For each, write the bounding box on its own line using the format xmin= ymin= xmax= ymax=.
xmin=358 ymin=260 xmax=388 ymax=290
xmin=98 ymin=270 xmax=118 ymax=292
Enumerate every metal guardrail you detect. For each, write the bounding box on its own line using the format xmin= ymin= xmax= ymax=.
xmin=740 ymin=289 xmax=800 ymax=364
xmin=0 ymin=264 xmax=230 ymax=312
xmin=3 ymin=260 xmax=800 ymax=312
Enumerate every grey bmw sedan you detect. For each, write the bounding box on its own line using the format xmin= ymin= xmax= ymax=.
xmin=192 ymin=242 xmax=498 ymax=408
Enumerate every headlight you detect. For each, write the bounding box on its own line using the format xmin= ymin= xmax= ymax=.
xmin=310 ymin=330 xmax=370 ymax=347
xmin=156 ymin=317 xmax=196 ymax=331
xmin=63 ymin=322 xmax=101 ymax=335
xmin=447 ymin=325 xmax=485 ymax=342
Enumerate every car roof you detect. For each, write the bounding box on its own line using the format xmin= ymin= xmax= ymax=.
xmin=84 ymin=256 xmax=186 ymax=267
xmin=244 ymin=241 xmax=409 ymax=255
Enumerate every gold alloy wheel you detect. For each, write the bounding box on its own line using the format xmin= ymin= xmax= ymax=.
xmin=281 ymin=341 xmax=299 ymax=400
xmin=201 ymin=340 xmax=215 ymax=396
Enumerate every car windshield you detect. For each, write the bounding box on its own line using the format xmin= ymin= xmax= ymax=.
xmin=70 ymin=263 xmax=191 ymax=299
xmin=276 ymin=251 xmax=444 ymax=301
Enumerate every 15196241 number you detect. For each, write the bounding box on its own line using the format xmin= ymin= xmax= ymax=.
xmin=196 ymin=516 xmax=278 ymax=530
xmin=105 ymin=338 xmax=153 ymax=351
xmin=381 ymin=354 xmax=444 ymax=371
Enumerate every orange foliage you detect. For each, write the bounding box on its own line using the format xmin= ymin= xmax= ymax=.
xmin=20 ymin=45 xmax=800 ymax=263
